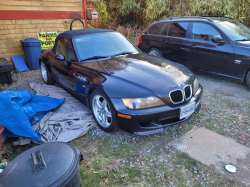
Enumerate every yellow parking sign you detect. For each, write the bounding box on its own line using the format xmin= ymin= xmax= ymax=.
xmin=37 ymin=32 xmax=58 ymax=50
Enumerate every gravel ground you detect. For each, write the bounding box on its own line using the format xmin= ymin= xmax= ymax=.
xmin=2 ymin=70 xmax=42 ymax=94
xmin=1 ymin=69 xmax=250 ymax=186
xmin=196 ymin=74 xmax=250 ymax=147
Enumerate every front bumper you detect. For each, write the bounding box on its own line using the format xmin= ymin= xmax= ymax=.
xmin=110 ymin=85 xmax=203 ymax=135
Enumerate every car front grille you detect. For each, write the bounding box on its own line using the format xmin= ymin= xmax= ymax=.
xmin=184 ymin=85 xmax=192 ymax=99
xmin=169 ymin=85 xmax=192 ymax=104
xmin=170 ymin=90 xmax=183 ymax=103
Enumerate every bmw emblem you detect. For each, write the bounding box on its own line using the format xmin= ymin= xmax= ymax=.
xmin=176 ymin=83 xmax=182 ymax=88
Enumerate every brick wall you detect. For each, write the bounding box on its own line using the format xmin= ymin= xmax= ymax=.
xmin=0 ymin=19 xmax=84 ymax=65
xmin=0 ymin=0 xmax=82 ymax=12
xmin=0 ymin=0 xmax=86 ymax=67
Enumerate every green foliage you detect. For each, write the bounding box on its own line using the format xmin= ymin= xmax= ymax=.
xmin=189 ymin=0 xmax=250 ymax=24
xmin=143 ymin=0 xmax=171 ymax=23
xmin=107 ymin=0 xmax=142 ymax=24
xmin=117 ymin=0 xmax=141 ymax=16
xmin=91 ymin=0 xmax=172 ymax=25
xmin=190 ymin=0 xmax=234 ymax=16
xmin=89 ymin=0 xmax=110 ymax=27
xmin=90 ymin=0 xmax=250 ymax=26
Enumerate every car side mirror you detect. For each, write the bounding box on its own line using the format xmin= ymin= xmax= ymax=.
xmin=55 ymin=55 xmax=71 ymax=66
xmin=212 ymin=36 xmax=225 ymax=44
xmin=55 ymin=55 xmax=65 ymax=61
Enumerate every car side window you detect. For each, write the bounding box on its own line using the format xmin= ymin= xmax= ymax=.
xmin=68 ymin=41 xmax=76 ymax=62
xmin=161 ymin=24 xmax=169 ymax=35
xmin=148 ymin=23 xmax=165 ymax=35
xmin=56 ymin=38 xmax=69 ymax=60
xmin=167 ymin=22 xmax=188 ymax=38
xmin=192 ymin=23 xmax=221 ymax=41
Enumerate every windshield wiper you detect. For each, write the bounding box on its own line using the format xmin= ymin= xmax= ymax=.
xmin=235 ymin=39 xmax=250 ymax=41
xmin=113 ymin=52 xmax=133 ymax=56
xmin=80 ymin=56 xmax=109 ymax=62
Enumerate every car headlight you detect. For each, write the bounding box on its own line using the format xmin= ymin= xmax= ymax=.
xmin=193 ymin=78 xmax=199 ymax=94
xmin=122 ymin=97 xmax=165 ymax=109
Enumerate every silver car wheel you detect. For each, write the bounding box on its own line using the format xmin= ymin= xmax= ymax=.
xmin=41 ymin=62 xmax=48 ymax=83
xmin=149 ymin=49 xmax=161 ymax=57
xmin=92 ymin=94 xmax=112 ymax=128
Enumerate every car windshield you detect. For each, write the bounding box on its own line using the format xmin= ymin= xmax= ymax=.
xmin=73 ymin=32 xmax=139 ymax=61
xmin=216 ymin=20 xmax=250 ymax=41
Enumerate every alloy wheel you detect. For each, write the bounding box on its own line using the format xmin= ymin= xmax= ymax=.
xmin=149 ymin=50 xmax=161 ymax=57
xmin=40 ymin=62 xmax=48 ymax=83
xmin=92 ymin=94 xmax=112 ymax=128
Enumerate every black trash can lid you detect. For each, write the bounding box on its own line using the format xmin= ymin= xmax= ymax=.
xmin=0 ymin=58 xmax=12 ymax=72
xmin=0 ymin=142 xmax=80 ymax=187
xmin=21 ymin=38 xmax=41 ymax=47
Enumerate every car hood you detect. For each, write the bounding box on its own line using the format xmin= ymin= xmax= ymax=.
xmin=81 ymin=53 xmax=194 ymax=98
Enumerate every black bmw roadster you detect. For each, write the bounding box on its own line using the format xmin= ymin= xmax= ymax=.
xmin=39 ymin=29 xmax=203 ymax=135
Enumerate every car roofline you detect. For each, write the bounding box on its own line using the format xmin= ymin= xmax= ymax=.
xmin=156 ymin=16 xmax=235 ymax=23
xmin=163 ymin=16 xmax=214 ymax=22
xmin=71 ymin=31 xmax=118 ymax=39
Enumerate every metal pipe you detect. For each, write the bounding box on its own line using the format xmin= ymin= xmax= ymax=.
xmin=83 ymin=0 xmax=88 ymax=29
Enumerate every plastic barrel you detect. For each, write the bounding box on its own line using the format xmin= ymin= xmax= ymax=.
xmin=21 ymin=38 xmax=41 ymax=70
xmin=0 ymin=125 xmax=4 ymax=150
xmin=0 ymin=142 xmax=82 ymax=187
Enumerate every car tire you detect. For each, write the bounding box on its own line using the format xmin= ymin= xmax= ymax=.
xmin=148 ymin=48 xmax=163 ymax=57
xmin=246 ymin=70 xmax=250 ymax=89
xmin=90 ymin=89 xmax=119 ymax=132
xmin=40 ymin=61 xmax=54 ymax=85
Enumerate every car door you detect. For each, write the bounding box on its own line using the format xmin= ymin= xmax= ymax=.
xmin=67 ymin=41 xmax=90 ymax=97
xmin=145 ymin=22 xmax=166 ymax=52
xmin=186 ymin=22 xmax=234 ymax=75
xmin=161 ymin=22 xmax=190 ymax=66
xmin=52 ymin=38 xmax=91 ymax=103
xmin=52 ymin=37 xmax=77 ymax=91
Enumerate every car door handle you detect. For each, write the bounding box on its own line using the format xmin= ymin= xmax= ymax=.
xmin=192 ymin=45 xmax=209 ymax=49
xmin=162 ymin=40 xmax=175 ymax=45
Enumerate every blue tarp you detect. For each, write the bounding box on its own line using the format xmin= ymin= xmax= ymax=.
xmin=0 ymin=90 xmax=64 ymax=140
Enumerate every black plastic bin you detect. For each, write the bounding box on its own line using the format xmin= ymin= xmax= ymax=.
xmin=0 ymin=58 xmax=12 ymax=85
xmin=0 ymin=142 xmax=83 ymax=187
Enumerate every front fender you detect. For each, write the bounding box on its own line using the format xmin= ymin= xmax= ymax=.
xmin=85 ymin=75 xmax=155 ymax=108
xmin=98 ymin=74 xmax=156 ymax=99
xmin=232 ymin=46 xmax=250 ymax=79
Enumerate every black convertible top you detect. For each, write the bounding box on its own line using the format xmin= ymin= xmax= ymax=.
xmin=52 ymin=29 xmax=115 ymax=53
xmin=58 ymin=28 xmax=115 ymax=38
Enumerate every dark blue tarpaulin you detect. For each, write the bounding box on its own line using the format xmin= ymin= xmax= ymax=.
xmin=0 ymin=90 xmax=64 ymax=140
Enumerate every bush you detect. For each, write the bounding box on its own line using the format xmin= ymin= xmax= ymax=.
xmin=90 ymin=0 xmax=250 ymax=27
